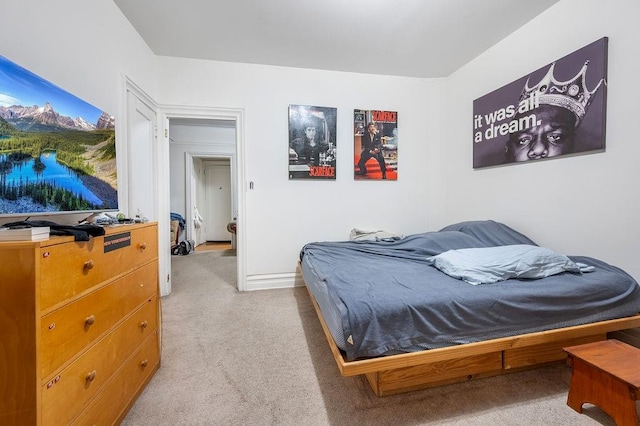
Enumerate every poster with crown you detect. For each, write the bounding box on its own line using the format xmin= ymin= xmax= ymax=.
xmin=472 ymin=37 xmax=608 ymax=169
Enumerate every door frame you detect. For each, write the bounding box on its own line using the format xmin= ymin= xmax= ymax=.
xmin=160 ymin=104 xmax=246 ymax=292
xmin=122 ymin=76 xmax=172 ymax=297
xmin=185 ymin=153 xmax=235 ymax=244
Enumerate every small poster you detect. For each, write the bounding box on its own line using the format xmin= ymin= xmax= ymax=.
xmin=354 ymin=109 xmax=398 ymax=180
xmin=288 ymin=104 xmax=337 ymax=180
xmin=473 ymin=37 xmax=608 ymax=168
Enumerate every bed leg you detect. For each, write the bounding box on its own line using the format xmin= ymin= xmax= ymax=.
xmin=365 ymin=373 xmax=382 ymax=396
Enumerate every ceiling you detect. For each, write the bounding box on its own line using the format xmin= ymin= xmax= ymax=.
xmin=113 ymin=0 xmax=559 ymax=78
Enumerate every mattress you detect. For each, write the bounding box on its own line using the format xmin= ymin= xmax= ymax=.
xmin=300 ymin=221 xmax=640 ymax=361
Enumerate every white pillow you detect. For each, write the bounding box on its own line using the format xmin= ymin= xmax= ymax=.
xmin=426 ymin=244 xmax=581 ymax=285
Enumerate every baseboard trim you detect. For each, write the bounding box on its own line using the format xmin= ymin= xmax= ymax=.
xmin=245 ymin=270 xmax=305 ymax=291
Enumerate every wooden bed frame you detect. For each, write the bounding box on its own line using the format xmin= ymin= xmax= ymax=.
xmin=304 ymin=283 xmax=640 ymax=396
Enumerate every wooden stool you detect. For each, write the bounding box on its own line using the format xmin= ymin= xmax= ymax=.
xmin=564 ymin=339 xmax=640 ymax=426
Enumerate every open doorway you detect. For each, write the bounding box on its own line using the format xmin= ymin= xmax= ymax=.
xmin=189 ymin=156 xmax=235 ymax=252
xmin=165 ymin=111 xmax=244 ymax=290
xmin=168 ymin=118 xmax=236 ymax=238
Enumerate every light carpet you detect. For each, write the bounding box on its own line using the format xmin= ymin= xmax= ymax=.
xmin=122 ymin=250 xmax=625 ymax=425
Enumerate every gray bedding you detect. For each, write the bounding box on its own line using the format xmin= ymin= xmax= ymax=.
xmin=299 ymin=221 xmax=640 ymax=361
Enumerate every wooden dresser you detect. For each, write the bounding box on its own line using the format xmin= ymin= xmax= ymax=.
xmin=0 ymin=222 xmax=160 ymax=425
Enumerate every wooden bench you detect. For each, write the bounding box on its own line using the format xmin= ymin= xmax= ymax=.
xmin=564 ymin=339 xmax=640 ymax=426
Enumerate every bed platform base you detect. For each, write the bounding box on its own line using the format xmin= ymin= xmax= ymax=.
xmin=305 ymin=285 xmax=640 ymax=396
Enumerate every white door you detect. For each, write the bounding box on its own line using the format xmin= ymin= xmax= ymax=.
xmin=125 ymin=82 xmax=171 ymax=297
xmin=204 ymin=163 xmax=231 ymax=241
xmin=192 ymin=158 xmax=206 ymax=246
xmin=127 ymin=92 xmax=157 ymax=220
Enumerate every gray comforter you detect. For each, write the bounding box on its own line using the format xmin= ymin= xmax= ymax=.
xmin=300 ymin=221 xmax=640 ymax=361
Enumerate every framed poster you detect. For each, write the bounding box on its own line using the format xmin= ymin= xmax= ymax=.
xmin=288 ymin=104 xmax=337 ymax=180
xmin=473 ymin=37 xmax=608 ymax=168
xmin=354 ymin=109 xmax=398 ymax=180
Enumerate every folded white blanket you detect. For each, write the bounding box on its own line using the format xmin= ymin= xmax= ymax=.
xmin=349 ymin=228 xmax=403 ymax=242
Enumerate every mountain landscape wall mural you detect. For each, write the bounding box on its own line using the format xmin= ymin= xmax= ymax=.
xmin=0 ymin=55 xmax=117 ymax=215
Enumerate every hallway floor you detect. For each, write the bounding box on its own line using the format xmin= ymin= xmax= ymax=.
xmin=195 ymin=241 xmax=232 ymax=252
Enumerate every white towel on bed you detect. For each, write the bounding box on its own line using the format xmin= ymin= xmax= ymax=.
xmin=349 ymin=228 xmax=403 ymax=242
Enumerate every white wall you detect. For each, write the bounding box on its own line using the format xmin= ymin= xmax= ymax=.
xmin=157 ymin=58 xmax=445 ymax=277
xmin=443 ymin=0 xmax=640 ymax=279
xmin=9 ymin=0 xmax=636 ymax=289
xmin=2 ymin=0 xmax=157 ymax=129
xmin=0 ymin=0 xmax=158 ymax=225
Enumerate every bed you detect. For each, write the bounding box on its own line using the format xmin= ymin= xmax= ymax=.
xmin=299 ymin=220 xmax=640 ymax=396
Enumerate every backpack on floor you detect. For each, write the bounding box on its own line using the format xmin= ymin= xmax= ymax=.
xmin=172 ymin=239 xmax=195 ymax=255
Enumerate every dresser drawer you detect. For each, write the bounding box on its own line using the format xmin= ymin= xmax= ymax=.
xmin=39 ymin=225 xmax=158 ymax=311
xmin=41 ymin=298 xmax=158 ymax=424
xmin=71 ymin=331 xmax=160 ymax=426
xmin=40 ymin=260 xmax=158 ymax=378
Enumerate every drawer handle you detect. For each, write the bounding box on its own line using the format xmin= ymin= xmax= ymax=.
xmin=46 ymin=375 xmax=61 ymax=389
xmin=83 ymin=259 xmax=95 ymax=270
xmin=140 ymin=320 xmax=148 ymax=329
xmin=85 ymin=315 xmax=96 ymax=326
xmin=139 ymin=242 xmax=147 ymax=250
xmin=85 ymin=370 xmax=97 ymax=382
xmin=141 ymin=359 xmax=148 ymax=368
